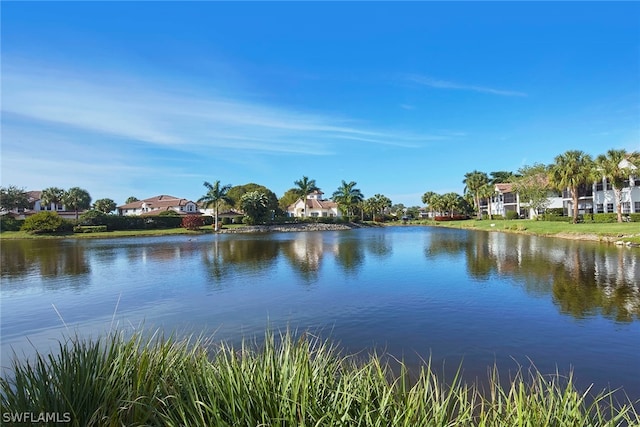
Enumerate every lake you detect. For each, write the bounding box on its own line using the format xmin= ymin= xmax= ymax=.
xmin=1 ymin=227 xmax=639 ymax=399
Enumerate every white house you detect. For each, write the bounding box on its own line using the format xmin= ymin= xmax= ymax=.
xmin=480 ymin=183 xmax=563 ymax=219
xmin=1 ymin=191 xmax=80 ymax=220
xmin=287 ymin=191 xmax=341 ymax=218
xmin=563 ymin=159 xmax=639 ymax=217
xmin=117 ymin=195 xmax=200 ymax=216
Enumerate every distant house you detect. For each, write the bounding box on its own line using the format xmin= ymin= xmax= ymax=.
xmin=1 ymin=191 xmax=80 ymax=220
xmin=287 ymin=191 xmax=340 ymax=218
xmin=480 ymin=183 xmax=563 ymax=219
xmin=117 ymin=195 xmax=200 ymax=216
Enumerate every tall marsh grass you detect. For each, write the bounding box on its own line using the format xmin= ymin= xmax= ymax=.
xmin=1 ymin=330 xmax=638 ymax=426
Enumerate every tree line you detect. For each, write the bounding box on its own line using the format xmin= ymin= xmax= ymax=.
xmin=4 ymin=148 xmax=637 ymax=228
xmin=423 ymin=149 xmax=639 ymax=224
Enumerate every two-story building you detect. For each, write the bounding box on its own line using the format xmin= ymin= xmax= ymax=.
xmin=117 ymin=195 xmax=200 ymax=216
xmin=287 ymin=191 xmax=341 ymax=218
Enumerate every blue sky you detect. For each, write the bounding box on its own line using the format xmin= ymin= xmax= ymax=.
xmin=2 ymin=2 xmax=639 ymax=207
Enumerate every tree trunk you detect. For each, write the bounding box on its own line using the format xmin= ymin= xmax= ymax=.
xmin=571 ymin=189 xmax=579 ymax=224
xmin=475 ymin=194 xmax=482 ymax=219
xmin=214 ymin=203 xmax=219 ymax=231
xmin=615 ymin=188 xmax=623 ymax=223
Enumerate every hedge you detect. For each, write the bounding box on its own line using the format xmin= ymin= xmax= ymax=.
xmin=0 ymin=216 xmax=23 ymax=232
xmin=73 ymin=225 xmax=108 ymax=233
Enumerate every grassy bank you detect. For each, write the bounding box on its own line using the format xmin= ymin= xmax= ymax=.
xmin=407 ymin=219 xmax=640 ymax=245
xmin=1 ymin=331 xmax=638 ymax=426
xmin=0 ymin=225 xmax=248 ymax=240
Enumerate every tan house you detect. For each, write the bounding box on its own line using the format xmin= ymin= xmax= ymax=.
xmin=2 ymin=190 xmax=80 ymax=220
xmin=117 ymin=195 xmax=200 ymax=216
xmin=287 ymin=191 xmax=340 ymax=218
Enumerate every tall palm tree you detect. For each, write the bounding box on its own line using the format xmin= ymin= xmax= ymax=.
xmin=422 ymin=191 xmax=438 ymax=217
xmin=463 ymin=171 xmax=489 ymax=219
xmin=40 ymin=187 xmax=65 ymax=211
xmin=442 ymin=192 xmax=463 ymax=218
xmin=63 ymin=187 xmax=92 ymax=220
xmin=549 ymin=150 xmax=594 ymax=224
xmin=293 ymin=176 xmax=319 ymax=217
xmin=478 ymin=183 xmax=495 ymax=220
xmin=332 ymin=180 xmax=364 ymax=219
xmin=198 ymin=180 xmax=233 ymax=231
xmin=594 ymin=149 xmax=640 ymax=223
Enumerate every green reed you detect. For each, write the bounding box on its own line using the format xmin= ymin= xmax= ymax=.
xmin=1 ymin=330 xmax=638 ymax=426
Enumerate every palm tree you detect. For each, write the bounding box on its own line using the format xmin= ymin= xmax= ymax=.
xmin=549 ymin=150 xmax=594 ymax=224
xmin=198 ymin=180 xmax=233 ymax=231
xmin=41 ymin=187 xmax=65 ymax=211
xmin=332 ymin=180 xmax=364 ymax=219
xmin=429 ymin=194 xmax=446 ymax=217
xmin=463 ymin=171 xmax=489 ymax=219
xmin=240 ymin=191 xmax=270 ymax=225
xmin=63 ymin=187 xmax=92 ymax=220
xmin=478 ymin=183 xmax=495 ymax=220
xmin=422 ymin=191 xmax=438 ymax=217
xmin=442 ymin=192 xmax=463 ymax=218
xmin=293 ymin=176 xmax=319 ymax=217
xmin=594 ymin=149 xmax=640 ymax=223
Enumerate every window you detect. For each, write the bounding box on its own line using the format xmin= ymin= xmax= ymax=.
xmin=635 ymin=202 xmax=640 ymax=213
xmin=622 ymin=202 xmax=631 ymax=214
xmin=623 ymin=179 xmax=630 ymax=188
xmin=596 ymin=181 xmax=604 ymax=191
xmin=311 ymin=212 xmax=319 ymax=217
xmin=606 ymin=203 xmax=614 ymax=213
xmin=605 ymin=180 xmax=612 ymax=191
xmin=597 ymin=204 xmax=604 ymax=213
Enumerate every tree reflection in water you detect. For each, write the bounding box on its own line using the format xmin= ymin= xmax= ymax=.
xmin=424 ymin=230 xmax=639 ymax=322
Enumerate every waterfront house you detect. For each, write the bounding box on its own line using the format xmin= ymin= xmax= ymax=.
xmin=287 ymin=191 xmax=341 ymax=218
xmin=1 ymin=191 xmax=81 ymax=220
xmin=117 ymin=195 xmax=200 ymax=216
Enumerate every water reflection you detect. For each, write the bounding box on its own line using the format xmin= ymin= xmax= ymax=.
xmin=423 ymin=230 xmax=640 ymax=322
xmin=1 ymin=240 xmax=90 ymax=282
xmin=281 ymin=233 xmax=327 ymax=282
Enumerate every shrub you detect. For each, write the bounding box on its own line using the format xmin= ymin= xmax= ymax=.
xmin=158 ymin=210 xmax=181 ymax=216
xmin=505 ymin=211 xmax=520 ymax=220
xmin=145 ymin=215 xmax=183 ymax=229
xmin=433 ymin=215 xmax=468 ymax=221
xmin=73 ymin=225 xmax=108 ymax=233
xmin=21 ymin=212 xmax=71 ymax=234
xmin=182 ymin=215 xmax=205 ymax=230
xmin=79 ymin=209 xmax=108 ymax=226
xmin=0 ymin=216 xmax=23 ymax=232
xmin=545 ymin=208 xmax=564 ymax=216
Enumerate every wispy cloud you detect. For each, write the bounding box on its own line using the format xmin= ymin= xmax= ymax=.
xmin=406 ymin=74 xmax=527 ymax=97
xmin=2 ymin=63 xmax=449 ymax=160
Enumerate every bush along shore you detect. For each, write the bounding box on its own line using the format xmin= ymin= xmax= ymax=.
xmin=1 ymin=331 xmax=638 ymax=426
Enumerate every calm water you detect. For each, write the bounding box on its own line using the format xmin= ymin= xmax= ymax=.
xmin=1 ymin=227 xmax=639 ymax=397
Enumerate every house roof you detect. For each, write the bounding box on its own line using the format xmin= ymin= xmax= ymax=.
xmin=118 ymin=195 xmax=195 ymax=209
xmin=494 ymin=183 xmax=514 ymax=193
xmin=26 ymin=191 xmax=42 ymax=202
xmin=287 ymin=197 xmax=338 ymax=210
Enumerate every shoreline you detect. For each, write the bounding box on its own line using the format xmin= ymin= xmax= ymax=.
xmin=1 ymin=220 xmax=637 ymax=246
xmin=217 ymin=222 xmax=374 ymax=233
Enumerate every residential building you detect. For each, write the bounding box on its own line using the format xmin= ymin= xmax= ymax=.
xmin=480 ymin=184 xmax=563 ymax=219
xmin=117 ymin=195 xmax=200 ymax=216
xmin=1 ymin=191 xmax=80 ymax=220
xmin=287 ymin=190 xmax=341 ymax=218
xmin=564 ymin=159 xmax=639 ymax=217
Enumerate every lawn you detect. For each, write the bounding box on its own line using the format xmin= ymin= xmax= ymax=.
xmin=0 ymin=225 xmax=245 ymax=240
xmin=410 ymin=219 xmax=640 ymax=244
